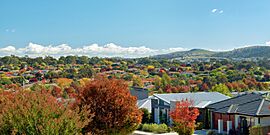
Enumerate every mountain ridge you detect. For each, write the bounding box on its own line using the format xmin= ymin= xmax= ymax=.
xmin=153 ymin=46 xmax=270 ymax=59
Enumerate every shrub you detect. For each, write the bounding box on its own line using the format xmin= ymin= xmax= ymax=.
xmin=196 ymin=122 xmax=203 ymax=130
xmin=141 ymin=123 xmax=169 ymax=133
xmin=77 ymin=76 xmax=142 ymax=135
xmin=0 ymin=90 xmax=92 ymax=135
xmin=249 ymin=125 xmax=270 ymax=135
xmin=140 ymin=108 xmax=151 ymax=124
xmin=207 ymin=130 xmax=218 ymax=135
xmin=0 ymin=77 xmax=12 ymax=85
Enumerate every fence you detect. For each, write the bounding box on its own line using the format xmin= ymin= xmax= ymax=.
xmin=249 ymin=125 xmax=270 ymax=135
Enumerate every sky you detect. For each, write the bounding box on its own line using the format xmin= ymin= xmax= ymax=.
xmin=1 ymin=0 xmax=270 ymax=57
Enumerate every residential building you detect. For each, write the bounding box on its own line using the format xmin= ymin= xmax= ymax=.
xmin=207 ymin=92 xmax=270 ymax=134
xmin=130 ymin=87 xmax=152 ymax=113
xmin=151 ymin=92 xmax=229 ymax=127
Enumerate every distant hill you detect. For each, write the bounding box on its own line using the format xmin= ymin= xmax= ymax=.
xmin=213 ymin=46 xmax=270 ymax=58
xmin=153 ymin=49 xmax=216 ymax=59
xmin=153 ymin=46 xmax=270 ymax=59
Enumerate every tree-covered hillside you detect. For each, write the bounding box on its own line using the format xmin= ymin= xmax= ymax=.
xmin=213 ymin=46 xmax=270 ymax=58
xmin=153 ymin=49 xmax=216 ymax=59
xmin=153 ymin=46 xmax=270 ymax=59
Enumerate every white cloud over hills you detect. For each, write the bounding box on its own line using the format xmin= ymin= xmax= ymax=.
xmin=0 ymin=43 xmax=187 ymax=58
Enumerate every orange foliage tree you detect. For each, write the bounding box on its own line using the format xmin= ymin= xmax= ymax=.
xmin=77 ymin=76 xmax=142 ymax=135
xmin=170 ymin=99 xmax=199 ymax=135
xmin=56 ymin=78 xmax=73 ymax=88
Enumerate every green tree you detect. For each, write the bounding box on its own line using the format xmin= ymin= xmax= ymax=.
xmin=140 ymin=108 xmax=151 ymax=124
xmin=161 ymin=73 xmax=171 ymax=89
xmin=154 ymin=75 xmax=162 ymax=91
xmin=211 ymin=84 xmax=232 ymax=97
xmin=78 ymin=65 xmax=94 ymax=78
xmin=132 ymin=75 xmax=144 ymax=88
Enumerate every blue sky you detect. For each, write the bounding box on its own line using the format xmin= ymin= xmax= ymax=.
xmin=1 ymin=0 xmax=270 ymax=57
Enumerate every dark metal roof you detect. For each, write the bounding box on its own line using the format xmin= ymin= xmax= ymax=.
xmin=207 ymin=92 xmax=270 ymax=116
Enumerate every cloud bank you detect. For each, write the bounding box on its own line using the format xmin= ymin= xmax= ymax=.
xmin=0 ymin=43 xmax=187 ymax=58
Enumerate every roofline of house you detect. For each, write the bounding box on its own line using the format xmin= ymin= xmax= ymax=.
xmin=208 ymin=97 xmax=264 ymax=114
xmin=256 ymin=99 xmax=265 ymax=115
xmin=207 ymin=92 xmax=265 ymax=109
xmin=154 ymin=92 xmax=230 ymax=106
xmin=210 ymin=111 xmax=270 ymax=117
xmin=153 ymin=94 xmax=170 ymax=104
xmin=139 ymin=99 xmax=150 ymax=108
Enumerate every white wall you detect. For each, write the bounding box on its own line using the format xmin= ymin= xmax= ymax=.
xmin=259 ymin=117 xmax=270 ymax=126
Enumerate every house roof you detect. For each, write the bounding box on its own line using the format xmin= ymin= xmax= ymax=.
xmin=207 ymin=92 xmax=270 ymax=116
xmin=137 ymin=98 xmax=151 ymax=108
xmin=153 ymin=92 xmax=230 ymax=108
xmin=137 ymin=96 xmax=154 ymax=111
xmin=231 ymin=91 xmax=269 ymax=97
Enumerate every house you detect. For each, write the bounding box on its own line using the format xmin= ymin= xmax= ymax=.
xmin=231 ymin=91 xmax=269 ymax=97
xmin=130 ymin=87 xmax=152 ymax=113
xmin=207 ymin=92 xmax=270 ymax=134
xmin=151 ymin=92 xmax=230 ymax=126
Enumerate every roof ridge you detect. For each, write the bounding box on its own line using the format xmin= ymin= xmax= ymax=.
xmin=227 ymin=104 xmax=233 ymax=113
xmin=227 ymin=104 xmax=239 ymax=113
xmin=211 ymin=97 xmax=262 ymax=111
xmin=139 ymin=99 xmax=150 ymax=108
xmin=256 ymin=99 xmax=265 ymax=115
xmin=207 ymin=92 xmax=256 ymax=107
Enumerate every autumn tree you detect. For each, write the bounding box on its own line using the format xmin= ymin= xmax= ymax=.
xmin=0 ymin=90 xmax=91 ymax=135
xmin=56 ymin=78 xmax=73 ymax=88
xmin=170 ymin=99 xmax=199 ymax=135
xmin=77 ymin=77 xmax=142 ymax=135
xmin=200 ymin=83 xmax=209 ymax=91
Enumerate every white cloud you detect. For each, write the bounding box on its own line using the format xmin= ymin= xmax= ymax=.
xmin=0 ymin=46 xmax=16 ymax=54
xmin=211 ymin=9 xmax=217 ymax=13
xmin=0 ymin=42 xmax=188 ymax=58
xmin=211 ymin=9 xmax=223 ymax=14
xmin=161 ymin=47 xmax=187 ymax=53
xmin=266 ymin=41 xmax=270 ymax=46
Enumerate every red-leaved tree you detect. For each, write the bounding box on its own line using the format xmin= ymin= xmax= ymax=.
xmin=77 ymin=76 xmax=142 ymax=135
xmin=170 ymin=99 xmax=199 ymax=135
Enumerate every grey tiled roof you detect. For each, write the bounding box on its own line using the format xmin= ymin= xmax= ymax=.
xmin=207 ymin=92 xmax=270 ymax=116
xmin=153 ymin=92 xmax=230 ymax=108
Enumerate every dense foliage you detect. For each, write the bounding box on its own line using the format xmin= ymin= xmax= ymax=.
xmin=1 ymin=55 xmax=270 ymax=97
xmin=140 ymin=123 xmax=170 ymax=134
xmin=170 ymin=100 xmax=199 ymax=135
xmin=154 ymin=46 xmax=270 ymax=59
xmin=0 ymin=90 xmax=91 ymax=135
xmin=140 ymin=108 xmax=151 ymax=124
xmin=77 ymin=77 xmax=142 ymax=135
